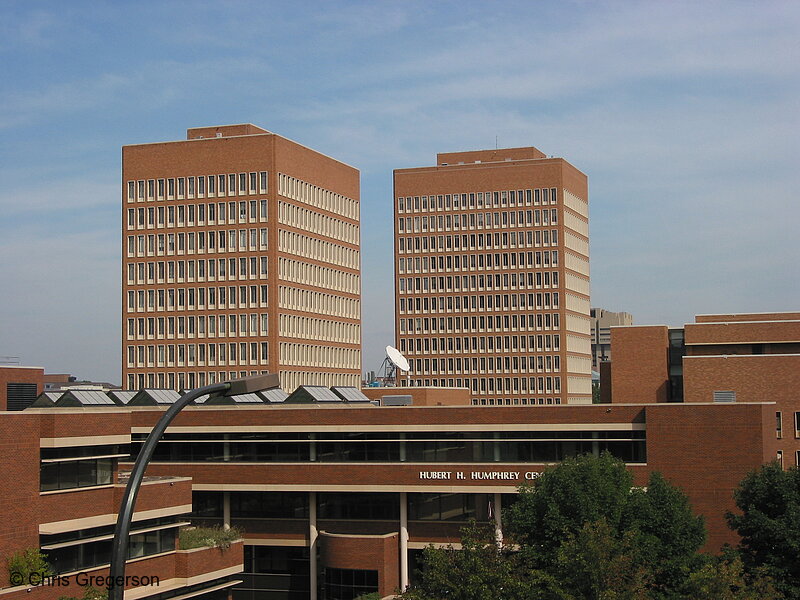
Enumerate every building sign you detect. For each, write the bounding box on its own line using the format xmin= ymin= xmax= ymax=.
xmin=418 ymin=470 xmax=542 ymax=481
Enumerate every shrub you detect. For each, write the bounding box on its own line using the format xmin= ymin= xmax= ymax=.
xmin=178 ymin=526 xmax=241 ymax=550
xmin=6 ymin=548 xmax=52 ymax=584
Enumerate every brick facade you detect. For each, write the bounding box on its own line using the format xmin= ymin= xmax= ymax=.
xmin=394 ymin=148 xmax=592 ymax=406
xmin=122 ymin=124 xmax=361 ymax=392
xmin=0 ymin=409 xmax=242 ymax=599
xmin=0 ymin=366 xmax=44 ymax=411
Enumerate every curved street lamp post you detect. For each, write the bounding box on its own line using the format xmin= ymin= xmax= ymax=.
xmin=108 ymin=374 xmax=280 ymax=600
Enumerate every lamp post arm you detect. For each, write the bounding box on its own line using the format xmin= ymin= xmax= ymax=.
xmin=108 ymin=382 xmax=229 ymax=600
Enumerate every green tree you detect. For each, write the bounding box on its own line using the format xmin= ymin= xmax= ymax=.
xmin=554 ymin=518 xmax=649 ymax=600
xmin=400 ymin=522 xmax=565 ymax=600
xmin=6 ymin=547 xmax=51 ymax=584
xmin=402 ymin=454 xmax=712 ymax=599
xmin=727 ymin=462 xmax=800 ymax=599
xmin=592 ymin=382 xmax=602 ymax=404
xmin=506 ymin=453 xmax=705 ymax=599
xmin=622 ymin=472 xmax=706 ymax=596
xmin=684 ymin=555 xmax=782 ymax=600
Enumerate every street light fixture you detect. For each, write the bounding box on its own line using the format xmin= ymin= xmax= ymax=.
xmin=108 ymin=374 xmax=280 ymax=600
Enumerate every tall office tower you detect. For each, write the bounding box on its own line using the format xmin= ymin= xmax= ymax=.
xmin=123 ymin=124 xmax=361 ymax=391
xmin=394 ymin=147 xmax=592 ymax=405
xmin=590 ymin=308 xmax=633 ymax=369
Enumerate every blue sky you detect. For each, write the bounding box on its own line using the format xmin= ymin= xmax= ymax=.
xmin=1 ymin=1 xmax=798 ymax=384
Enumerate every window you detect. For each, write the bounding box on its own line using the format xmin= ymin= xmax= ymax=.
xmin=777 ymin=411 xmax=783 ymax=438
xmin=324 ymin=568 xmax=378 ymax=600
xmin=41 ymin=458 xmax=114 ymax=492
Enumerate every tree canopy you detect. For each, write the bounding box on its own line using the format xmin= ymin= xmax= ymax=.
xmin=727 ymin=462 xmax=800 ymax=599
xmin=402 ymin=453 xmax=781 ymax=600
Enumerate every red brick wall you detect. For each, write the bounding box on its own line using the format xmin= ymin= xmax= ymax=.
xmin=683 ymin=354 xmax=800 ymax=405
xmin=360 ymin=387 xmax=471 ymax=406
xmin=0 ymin=415 xmax=41 ymax=587
xmin=37 ymin=411 xmax=131 ymax=439
xmin=175 ymin=541 xmax=243 ymax=579
xmin=682 ymin=354 xmax=800 ymax=464
xmin=0 ymin=367 xmax=44 ymax=411
xmin=320 ymin=532 xmax=399 ymax=597
xmin=610 ymin=326 xmax=669 ymax=403
xmin=645 ymin=403 xmax=773 ymax=551
xmin=685 ymin=320 xmax=800 ymax=345
xmin=695 ymin=312 xmax=800 ymax=323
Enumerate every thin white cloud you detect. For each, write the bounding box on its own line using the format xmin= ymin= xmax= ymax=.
xmin=0 ymin=57 xmax=270 ymax=131
xmin=0 ymin=178 xmax=119 ymax=215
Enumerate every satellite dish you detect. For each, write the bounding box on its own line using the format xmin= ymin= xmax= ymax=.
xmin=385 ymin=345 xmax=410 ymax=371
xmin=373 ymin=345 xmax=410 ymax=387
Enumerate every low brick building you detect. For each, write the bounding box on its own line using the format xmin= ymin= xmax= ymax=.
xmin=606 ymin=311 xmax=800 ymax=466
xmin=18 ymin=377 xmax=787 ymax=600
xmin=0 ymin=408 xmax=243 ymax=600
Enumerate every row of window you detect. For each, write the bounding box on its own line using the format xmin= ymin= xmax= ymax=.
xmin=127 ymin=172 xmax=268 ymax=202
xmin=127 ymin=313 xmax=268 ymax=341
xmin=47 ymin=527 xmax=176 ymax=575
xmin=399 ymin=333 xmax=561 ymax=354
xmin=399 ymin=313 xmax=561 ymax=334
xmin=278 ymin=314 xmax=360 ymax=344
xmin=279 ymin=286 xmax=360 ymax=320
xmin=40 ymin=458 xmax=113 ymax=491
xmin=397 ymin=354 xmax=562 ymax=375
xmin=279 ymin=370 xmax=361 ymax=391
xmin=141 ymin=431 xmax=642 ymax=465
xmin=126 ymin=369 xmax=269 ymax=391
xmin=125 ymin=200 xmax=268 ymax=231
xmin=398 ymin=248 xmax=561 ymax=274
xmin=126 ymin=342 xmax=269 ymax=368
xmin=398 ymin=252 xmax=561 ymax=279
xmin=397 ymin=250 xmax=558 ymax=278
xmin=279 ymin=173 xmax=358 ymax=220
xmin=278 ymin=343 xmax=361 ymax=369
xmin=398 ymin=209 xmax=559 ymax=233
xmin=775 ymin=411 xmax=800 ymax=439
xmin=438 ymin=374 xmax=562 ymax=394
xmin=127 ymin=228 xmax=269 ymax=257
xmin=126 ymin=284 xmax=268 ymax=312
xmin=127 ymin=258 xmax=268 ymax=286
xmin=325 ymin=567 xmax=378 ymax=600
xmin=279 ymin=257 xmax=360 ymax=295
xmin=278 ymin=201 xmax=358 ymax=245
xmin=398 ymin=231 xmax=561 ymax=254
xmin=397 ymin=188 xmax=558 ymax=213
xmin=401 ymin=304 xmax=560 ymax=327
xmin=278 ymin=230 xmax=359 ymax=270
xmin=400 ymin=292 xmax=559 ymax=318
xmin=471 ymin=397 xmax=562 ymax=405
xmin=399 ymin=273 xmax=560 ymax=298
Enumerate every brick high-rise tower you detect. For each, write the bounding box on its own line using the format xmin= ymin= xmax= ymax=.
xmin=394 ymin=147 xmax=591 ymax=405
xmin=122 ymin=124 xmax=360 ymax=391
